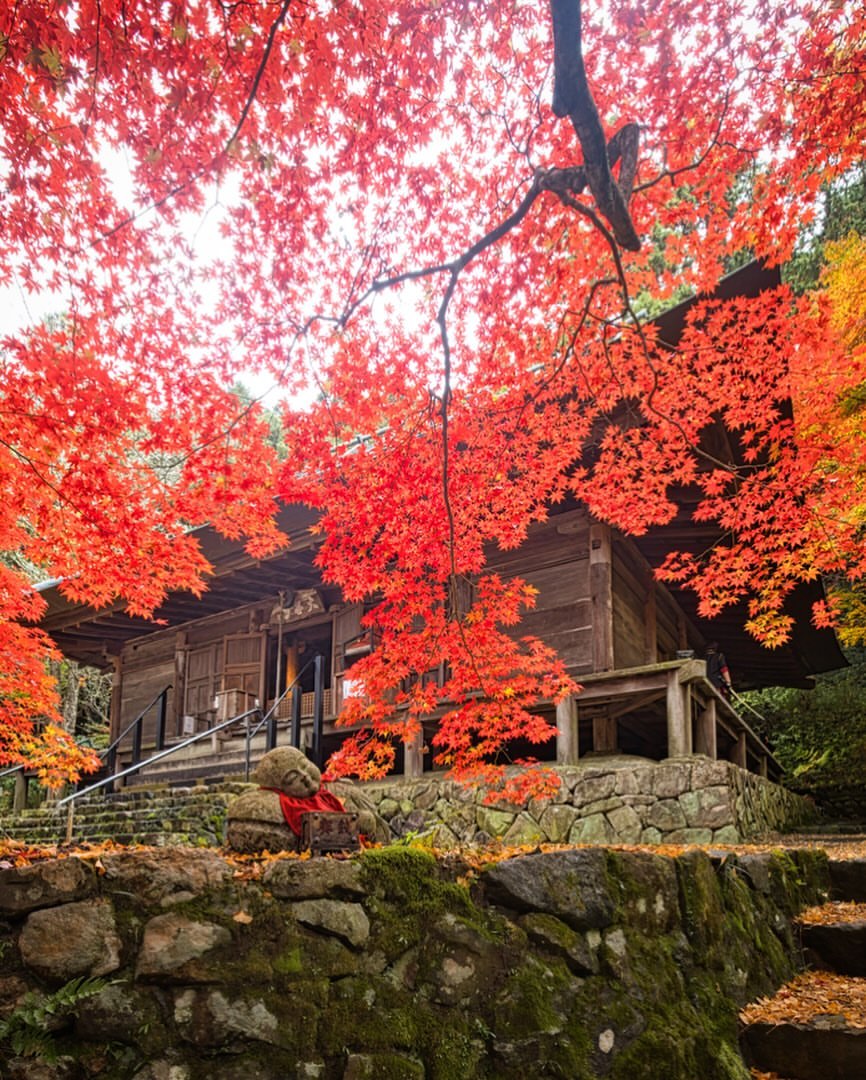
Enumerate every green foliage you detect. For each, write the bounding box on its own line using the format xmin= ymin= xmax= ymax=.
xmin=232 ymin=380 xmax=287 ymax=459
xmin=784 ymin=163 xmax=866 ymax=293
xmin=743 ymin=649 xmax=866 ymax=788
xmin=0 ymin=975 xmax=112 ymax=1062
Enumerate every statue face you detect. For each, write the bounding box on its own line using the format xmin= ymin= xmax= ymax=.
xmin=253 ymin=747 xmax=321 ymax=797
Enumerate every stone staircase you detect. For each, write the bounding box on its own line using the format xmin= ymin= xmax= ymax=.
xmin=740 ymin=858 xmax=866 ymax=1079
xmin=0 ymin=781 xmax=253 ymax=848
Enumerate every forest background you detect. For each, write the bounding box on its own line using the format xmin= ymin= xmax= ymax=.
xmin=2 ymin=0 xmax=866 ymax=799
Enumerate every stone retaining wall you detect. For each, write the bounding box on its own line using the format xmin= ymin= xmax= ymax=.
xmin=0 ymin=845 xmax=830 ymax=1079
xmin=364 ymin=756 xmax=818 ymax=847
xmin=794 ymin=781 xmax=866 ymax=825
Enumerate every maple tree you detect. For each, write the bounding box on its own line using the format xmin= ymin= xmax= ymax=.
xmin=2 ymin=0 xmax=866 ymax=787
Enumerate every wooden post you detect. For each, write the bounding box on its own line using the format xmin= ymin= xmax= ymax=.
xmin=590 ymin=523 xmax=614 ymax=672
xmin=695 ymin=698 xmax=718 ymax=759
xmin=290 ymin=685 xmax=302 ymax=749
xmin=173 ymin=632 xmax=187 ymax=738
xmin=666 ymin=668 xmax=692 ymax=757
xmin=730 ymin=732 xmax=747 ymax=769
xmin=556 ymin=695 xmax=579 ymax=764
xmin=404 ymin=725 xmax=424 ymax=778
xmin=108 ymin=654 xmax=123 ymax=746
xmin=592 ymin=713 xmax=618 ymax=753
xmin=311 ymin=654 xmax=324 ymax=767
xmin=759 ymin=754 xmax=768 ymax=778
xmin=13 ymin=771 xmax=27 ymax=812
xmin=155 ymin=687 xmax=168 ymax=751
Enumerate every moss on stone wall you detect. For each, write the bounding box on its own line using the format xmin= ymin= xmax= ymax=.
xmin=0 ymin=845 xmax=831 ymax=1079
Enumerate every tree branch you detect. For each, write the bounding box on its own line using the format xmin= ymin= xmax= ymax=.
xmin=549 ymin=0 xmax=641 ymax=251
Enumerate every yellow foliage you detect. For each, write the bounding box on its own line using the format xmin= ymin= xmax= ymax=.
xmin=823 ymin=232 xmax=866 ymax=354
xmin=828 ymin=580 xmax=866 ymax=648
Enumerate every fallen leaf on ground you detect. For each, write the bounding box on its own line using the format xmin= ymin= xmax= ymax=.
xmin=796 ymin=900 xmax=866 ymax=926
xmin=740 ymin=971 xmax=866 ymax=1029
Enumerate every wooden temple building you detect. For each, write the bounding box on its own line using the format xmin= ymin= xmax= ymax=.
xmin=35 ymin=264 xmax=845 ymax=788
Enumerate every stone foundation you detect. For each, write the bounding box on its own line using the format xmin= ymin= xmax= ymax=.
xmin=0 ymin=845 xmax=831 ymax=1079
xmin=364 ymin=756 xmax=818 ymax=847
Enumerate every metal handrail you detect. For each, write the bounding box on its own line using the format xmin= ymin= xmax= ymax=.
xmin=57 ymin=652 xmax=330 ymax=805
xmin=0 ymin=687 xmax=171 ymax=784
xmin=101 ymin=684 xmax=172 ymax=767
xmin=246 ymin=655 xmax=317 ymax=744
xmin=244 ymin=654 xmax=325 ymax=779
xmin=56 ymin=705 xmax=263 ymax=807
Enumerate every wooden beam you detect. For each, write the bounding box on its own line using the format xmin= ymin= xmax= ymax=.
xmin=608 ymin=688 xmax=666 ymax=721
xmin=677 ymin=658 xmax=706 ymax=684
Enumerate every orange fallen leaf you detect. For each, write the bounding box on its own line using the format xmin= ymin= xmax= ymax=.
xmin=741 ymin=971 xmax=866 ymax=1029
xmin=796 ymin=900 xmax=866 ymax=926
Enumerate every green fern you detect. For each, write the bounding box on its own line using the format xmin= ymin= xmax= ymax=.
xmin=0 ymin=975 xmax=112 ymax=1063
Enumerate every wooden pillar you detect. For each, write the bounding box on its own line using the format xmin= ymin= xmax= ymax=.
xmin=695 ymin=698 xmax=718 ymax=759
xmin=759 ymin=754 xmax=768 ymax=778
xmin=592 ymin=713 xmax=618 ymax=753
xmin=590 ymin=523 xmax=614 ymax=672
xmin=556 ymin=695 xmax=579 ymax=764
xmin=404 ymin=725 xmax=424 ymax=778
xmin=108 ymin=654 xmax=124 ymax=745
xmin=730 ymin=732 xmax=747 ymax=769
xmin=13 ymin=771 xmax=27 ymax=813
xmin=173 ymin=632 xmax=187 ymax=738
xmin=257 ymin=628 xmax=269 ymax=710
xmin=666 ymin=669 xmax=692 ymax=757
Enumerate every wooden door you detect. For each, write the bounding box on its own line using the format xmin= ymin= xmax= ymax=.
xmin=183 ymin=643 xmax=219 ymax=727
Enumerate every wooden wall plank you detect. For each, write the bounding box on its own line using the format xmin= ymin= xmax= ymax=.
xmin=119 ymin=658 xmax=175 ymax=748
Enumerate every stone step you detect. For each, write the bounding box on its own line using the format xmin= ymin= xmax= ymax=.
xmin=740 ymin=972 xmax=866 ymax=1080
xmin=740 ymin=865 xmax=866 ymax=1078
xmin=797 ymin=903 xmax=866 ymax=978
xmin=0 ymin=782 xmax=251 ymax=847
xmin=830 ymin=859 xmax=866 ymax=902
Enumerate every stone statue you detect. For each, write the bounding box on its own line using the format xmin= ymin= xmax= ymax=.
xmin=226 ymin=746 xmax=389 ymax=853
